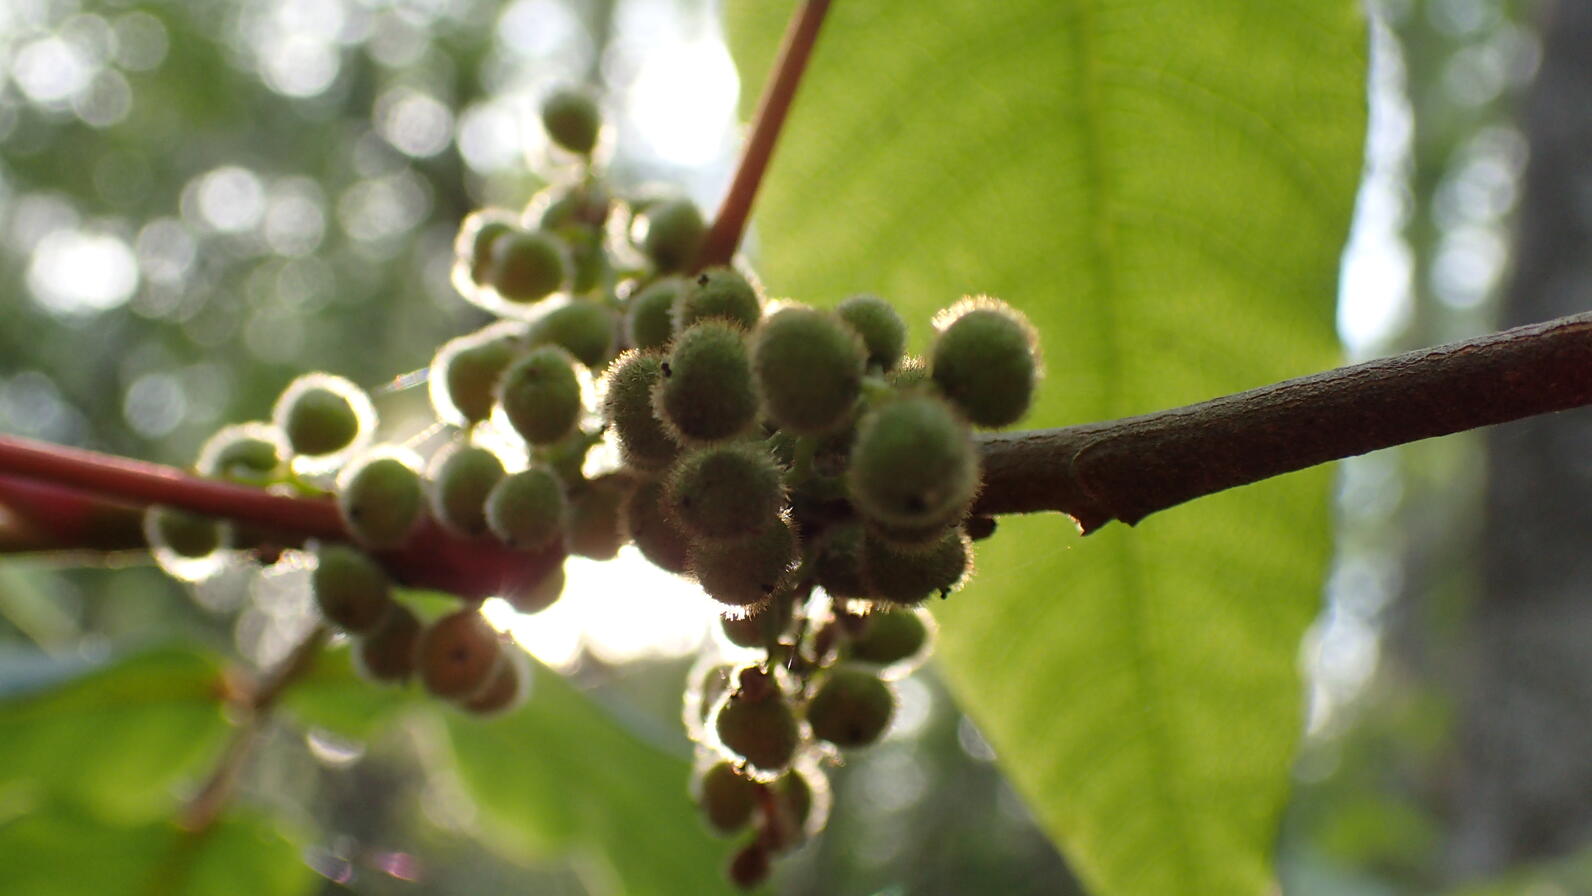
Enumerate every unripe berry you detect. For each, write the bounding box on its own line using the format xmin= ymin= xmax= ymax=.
xmin=507 ymin=563 xmax=565 ymax=615
xmin=656 ymin=320 xmax=758 ymax=444
xmin=930 ymin=297 xmax=1038 ymax=428
xmin=675 ymin=267 xmax=761 ymax=332
xmin=429 ymin=327 xmax=522 ymax=426
xmin=847 ymin=395 xmax=978 ymax=529
xmin=196 ymin=423 xmax=285 ymax=485
xmin=273 ymin=374 xmax=372 ymax=458
xmin=862 ymin=527 xmax=970 ymax=604
xmin=354 ymin=602 xmax=421 ymax=684
xmin=634 ymin=197 xmax=705 ymax=273
xmin=485 ymin=466 xmax=566 ymax=551
xmin=836 ymin=293 xmax=908 ymax=372
xmin=807 ymin=666 xmax=894 ymax=748
xmin=666 ymin=443 xmax=784 ymax=542
xmin=625 ymin=277 xmax=684 ymax=351
xmin=720 ymin=612 xmax=770 ymax=650
xmin=752 ymin=306 xmax=866 ymax=434
xmin=418 ymin=609 xmax=504 ymax=700
xmin=698 ymin=760 xmax=760 ymax=834
xmin=427 ymin=443 xmax=507 ymax=538
xmin=566 ymin=475 xmax=630 ymax=561
xmin=145 ymin=506 xmax=222 ymax=558
xmin=714 ymin=677 xmax=799 ymax=773
xmin=540 ymin=86 xmax=601 ymax=156
xmin=312 ymin=543 xmax=392 ymax=635
xmin=727 ymin=839 xmax=771 ymax=890
xmin=461 ymin=649 xmax=529 ymax=716
xmin=527 ymin=302 xmax=616 ymax=368
xmin=456 ymin=211 xmax=516 ymax=286
xmin=489 ymin=229 xmax=569 ymax=303
xmin=813 ymin=523 xmax=869 ymax=600
xmin=337 ymin=451 xmax=424 ymax=549
xmin=600 ymin=351 xmax=679 ymax=471
xmin=497 ymin=346 xmax=582 ymax=445
xmin=686 ymin=661 xmax=735 ymax=732
xmin=536 ymin=183 xmax=610 ymax=231
xmin=691 ymin=516 xmax=798 ymax=608
xmin=847 ymin=609 xmax=931 ymax=667
xmin=621 ymin=477 xmax=691 ymax=575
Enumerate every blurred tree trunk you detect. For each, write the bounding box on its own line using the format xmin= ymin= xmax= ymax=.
xmin=1450 ymin=0 xmax=1592 ymax=876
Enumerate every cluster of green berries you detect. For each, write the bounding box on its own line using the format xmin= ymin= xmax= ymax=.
xmin=142 ymin=85 xmax=1043 ymax=889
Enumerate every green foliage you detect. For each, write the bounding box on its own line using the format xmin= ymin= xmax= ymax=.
xmin=730 ymin=2 xmax=1366 ymax=893
xmin=444 ymin=658 xmax=738 ymax=896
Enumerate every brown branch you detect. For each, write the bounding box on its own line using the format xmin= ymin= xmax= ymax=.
xmin=177 ymin=625 xmax=329 ymax=834
xmin=695 ymin=0 xmax=832 ymax=270
xmin=0 ymin=475 xmax=145 ymax=554
xmin=0 ymin=435 xmax=563 ymax=600
xmin=974 ymin=311 xmax=1592 ymax=532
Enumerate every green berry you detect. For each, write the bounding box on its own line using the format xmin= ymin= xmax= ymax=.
xmin=667 ymin=443 xmax=784 ymax=542
xmin=622 ymin=477 xmax=691 ymax=575
xmin=429 ymin=327 xmax=522 ymax=426
xmin=848 ymin=609 xmax=931 ymax=666
xmin=752 ymin=306 xmax=866 ymax=434
xmin=715 ymin=679 xmax=799 ymax=772
xmin=635 ymin=198 xmax=705 ymax=273
xmin=566 ymin=475 xmax=630 ymax=561
xmin=862 ymin=527 xmax=970 ymax=604
xmin=427 ymin=443 xmax=507 ymax=538
xmin=656 ymin=320 xmax=758 ymax=444
xmin=813 ymin=523 xmax=868 ymax=600
xmin=354 ymin=602 xmax=421 ymax=684
xmin=601 ymin=351 xmax=679 ymax=471
xmin=463 ymin=215 xmax=516 ymax=285
xmin=625 ymin=277 xmax=684 ymax=351
xmin=337 ymin=452 xmax=424 ymax=549
xmin=720 ymin=612 xmax=768 ymax=650
xmin=461 ymin=650 xmax=529 ymax=716
xmin=196 ymin=423 xmax=284 ymax=485
xmin=274 ymin=374 xmax=369 ymax=457
xmin=807 ymin=666 xmax=894 ymax=748
xmin=691 ymin=516 xmax=798 ymax=608
xmin=675 ymin=267 xmax=761 ymax=332
xmin=698 ymin=761 xmax=760 ymax=834
xmin=507 ymin=562 xmax=565 ymax=615
xmin=312 ymin=544 xmax=392 ymax=634
xmin=540 ymin=86 xmax=601 ymax=156
xmin=145 ymin=506 xmax=222 ymax=559
xmin=527 ymin=302 xmax=616 ymax=368
xmin=848 ymin=395 xmax=978 ymax=529
xmin=489 ymin=229 xmax=569 ymax=303
xmin=536 ymin=183 xmax=610 ymax=231
xmin=689 ymin=662 xmax=735 ymax=728
xmin=930 ymin=298 xmax=1038 ymax=428
xmin=418 ymin=609 xmax=504 ymax=700
xmin=497 ymin=346 xmax=582 ymax=445
xmin=485 ymin=467 xmax=566 ymax=550
xmin=837 ymin=293 xmax=908 ymax=372
xmin=777 ymin=770 xmax=814 ymax=832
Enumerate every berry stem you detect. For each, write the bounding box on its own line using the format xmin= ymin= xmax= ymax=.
xmin=976 ymin=310 xmax=1592 ymax=531
xmin=695 ymin=0 xmax=832 ymax=270
xmin=0 ymin=433 xmax=565 ymax=599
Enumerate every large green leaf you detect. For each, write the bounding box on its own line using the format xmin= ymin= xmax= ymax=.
xmin=0 ymin=646 xmax=228 ymax=821
xmin=728 ymin=3 xmax=1365 ymax=894
xmin=0 ymin=802 xmax=309 ymax=896
xmin=443 ymin=656 xmax=736 ymax=895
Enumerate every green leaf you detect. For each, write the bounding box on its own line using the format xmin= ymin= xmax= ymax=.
xmin=0 ymin=802 xmax=310 ymax=896
xmin=0 ymin=646 xmax=228 ymax=821
xmin=728 ymin=4 xmax=1365 ymax=895
xmin=279 ymin=645 xmax=416 ymax=740
xmin=443 ymin=657 xmax=736 ymax=895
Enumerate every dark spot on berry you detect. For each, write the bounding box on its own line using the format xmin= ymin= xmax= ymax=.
xmin=661 ymin=362 xmax=672 ymax=377
xmin=697 ymin=273 xmax=710 ymax=286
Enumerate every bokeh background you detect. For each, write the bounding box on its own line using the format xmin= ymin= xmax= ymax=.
xmin=0 ymin=0 xmax=1586 ymax=893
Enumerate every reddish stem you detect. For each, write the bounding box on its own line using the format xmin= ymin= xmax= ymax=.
xmin=695 ymin=0 xmax=833 ymax=269
xmin=0 ymin=434 xmax=563 ymax=600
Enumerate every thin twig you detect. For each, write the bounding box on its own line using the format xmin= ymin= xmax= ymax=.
xmin=177 ymin=625 xmax=330 ymax=833
xmin=975 ymin=311 xmax=1592 ymax=531
xmin=695 ymin=0 xmax=833 ymax=270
